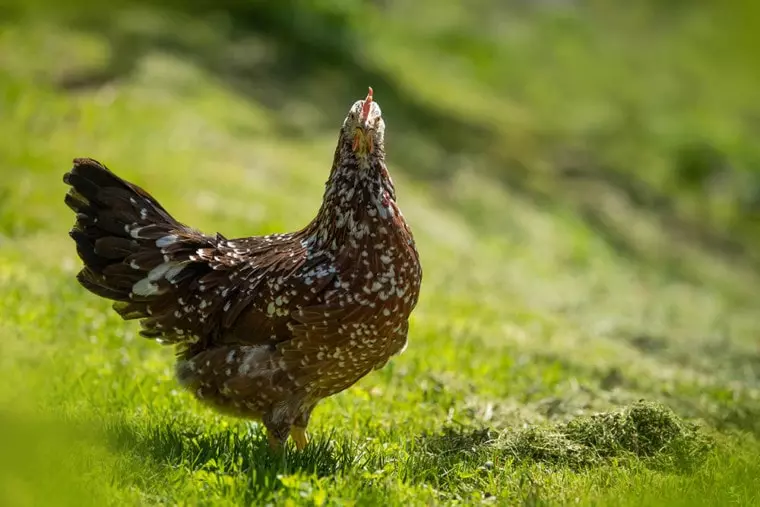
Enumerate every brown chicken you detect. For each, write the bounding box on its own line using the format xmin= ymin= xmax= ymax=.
xmin=64 ymin=88 xmax=422 ymax=450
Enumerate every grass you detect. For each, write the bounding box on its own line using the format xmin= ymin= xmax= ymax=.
xmin=1 ymin=1 xmax=759 ymax=505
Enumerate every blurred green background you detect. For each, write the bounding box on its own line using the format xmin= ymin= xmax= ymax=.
xmin=1 ymin=1 xmax=759 ymax=505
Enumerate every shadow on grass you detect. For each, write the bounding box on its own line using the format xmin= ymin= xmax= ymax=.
xmin=105 ymin=417 xmax=357 ymax=499
xmin=406 ymin=426 xmax=495 ymax=485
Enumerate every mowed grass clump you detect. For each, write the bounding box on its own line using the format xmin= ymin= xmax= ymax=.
xmin=414 ymin=401 xmax=712 ymax=479
xmin=500 ymin=401 xmax=713 ymax=471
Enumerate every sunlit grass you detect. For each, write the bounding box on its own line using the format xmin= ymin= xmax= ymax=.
xmin=1 ymin=4 xmax=759 ymax=506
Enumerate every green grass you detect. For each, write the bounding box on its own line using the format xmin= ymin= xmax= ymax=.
xmin=1 ymin=2 xmax=760 ymax=505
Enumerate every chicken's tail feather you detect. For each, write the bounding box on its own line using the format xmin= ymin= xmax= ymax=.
xmin=64 ymin=157 xmax=215 ymax=344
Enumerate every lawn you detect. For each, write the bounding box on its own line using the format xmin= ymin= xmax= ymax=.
xmin=1 ymin=1 xmax=759 ymax=505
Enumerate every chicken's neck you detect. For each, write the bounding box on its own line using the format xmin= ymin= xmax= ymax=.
xmin=304 ymin=149 xmax=397 ymax=254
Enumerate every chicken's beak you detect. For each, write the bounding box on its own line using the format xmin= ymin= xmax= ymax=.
xmin=352 ymin=86 xmax=375 ymax=156
xmin=352 ymin=127 xmax=373 ymax=156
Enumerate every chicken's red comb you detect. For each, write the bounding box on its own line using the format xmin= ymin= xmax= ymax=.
xmin=360 ymin=87 xmax=373 ymax=122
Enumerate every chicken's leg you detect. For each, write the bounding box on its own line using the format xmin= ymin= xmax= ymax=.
xmin=291 ymin=427 xmax=309 ymax=450
xmin=267 ymin=431 xmax=282 ymax=451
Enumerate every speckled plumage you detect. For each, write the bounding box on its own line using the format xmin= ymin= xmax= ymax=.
xmin=63 ymin=89 xmax=422 ymax=448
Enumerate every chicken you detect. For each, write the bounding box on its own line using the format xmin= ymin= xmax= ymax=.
xmin=63 ymin=88 xmax=422 ymax=449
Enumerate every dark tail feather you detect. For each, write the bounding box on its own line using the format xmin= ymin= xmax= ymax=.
xmin=64 ymin=158 xmax=232 ymax=346
xmin=64 ymin=158 xmax=186 ymax=302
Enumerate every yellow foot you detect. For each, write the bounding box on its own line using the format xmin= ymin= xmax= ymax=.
xmin=291 ymin=427 xmax=309 ymax=450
